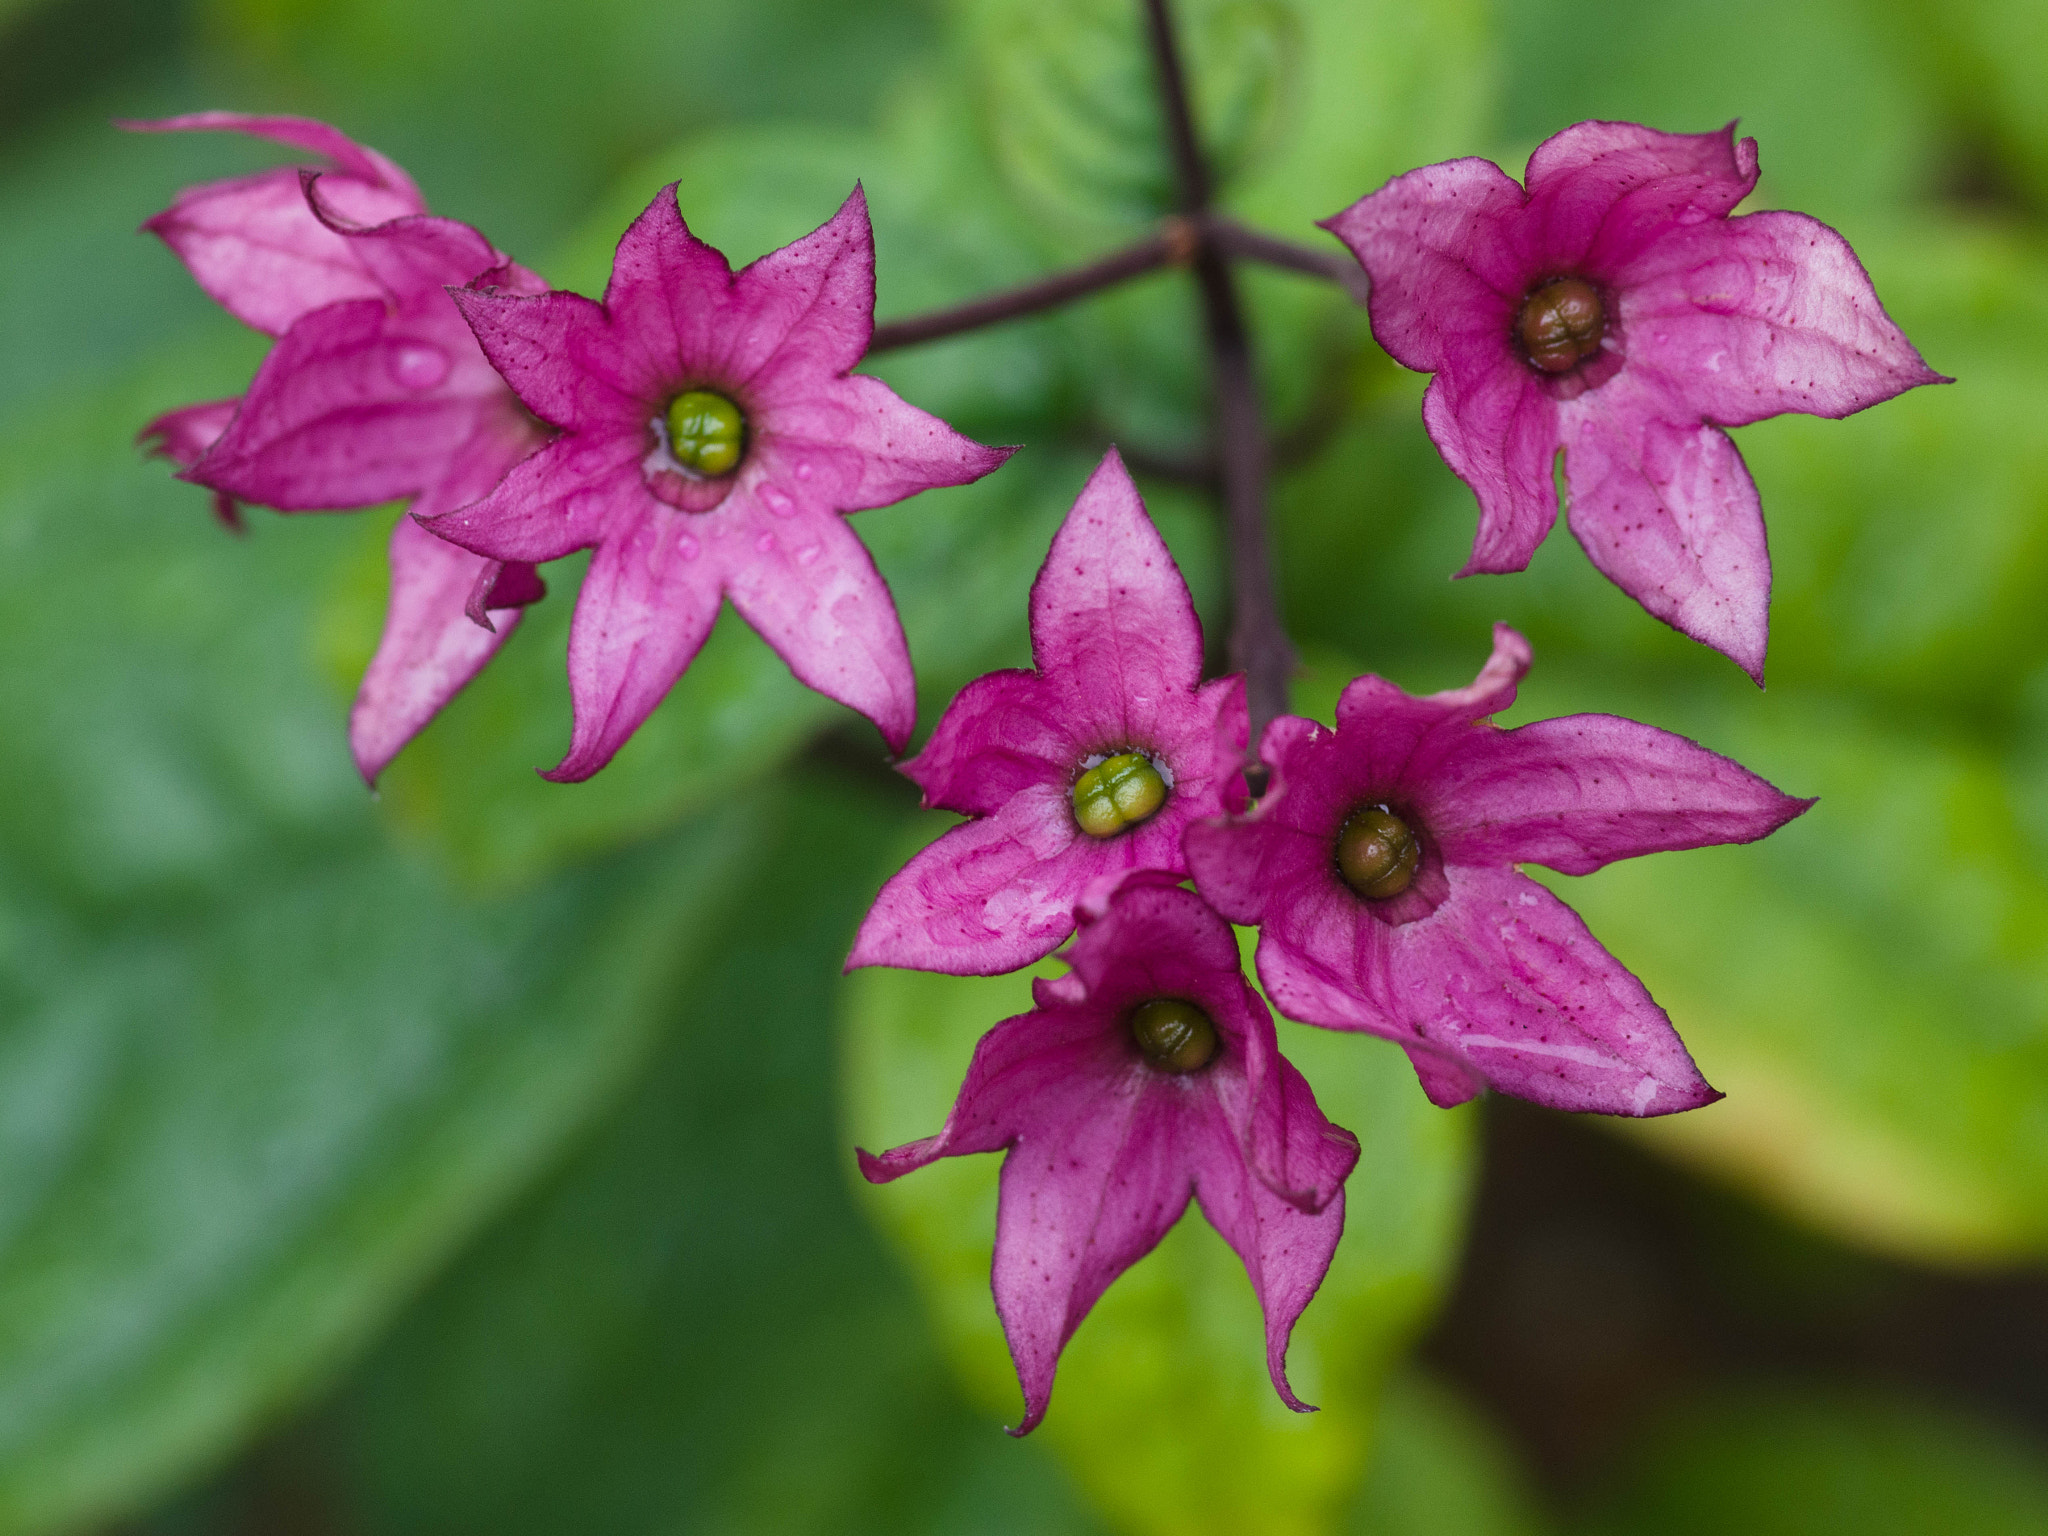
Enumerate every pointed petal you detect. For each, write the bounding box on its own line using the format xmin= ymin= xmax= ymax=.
xmin=992 ymin=1085 xmax=1192 ymax=1433
xmin=1258 ymin=866 xmax=1719 ymax=1118
xmin=350 ymin=517 xmax=521 ymax=784
xmin=1194 ymin=1144 xmax=1347 ymax=1413
xmin=1401 ymin=1044 xmax=1484 ymax=1108
xmin=448 ymin=286 xmax=644 ymax=431
xmin=421 ymin=432 xmax=643 ymax=564
xmin=139 ymin=397 xmax=238 ymax=469
xmin=1320 ymin=157 xmax=1529 ymax=373
xmin=1028 ymin=449 xmax=1205 ymax=722
xmin=1621 ymin=209 xmax=1948 ymax=427
xmin=122 ymin=112 xmax=422 ymax=202
xmin=1330 ymin=623 xmax=1532 ymax=782
xmin=188 ymin=296 xmax=514 ymax=510
xmin=545 ymin=512 xmax=723 ymax=782
xmin=1561 ymin=381 xmax=1771 ymax=680
xmin=759 ymin=375 xmax=1013 ymax=511
xmin=302 ymin=173 xmax=528 ymax=300
xmin=899 ymin=668 xmax=1067 ymax=815
xmin=846 ymin=783 xmax=1097 ymax=975
xmin=599 ymin=184 xmax=749 ymax=395
xmin=721 ymin=502 xmax=915 ymax=750
xmin=1523 ymin=121 xmax=1760 ymax=276
xmin=1426 ymin=713 xmax=1814 ymax=873
xmin=1422 ymin=366 xmax=1561 ymax=575
xmin=732 ymin=185 xmax=876 ymax=387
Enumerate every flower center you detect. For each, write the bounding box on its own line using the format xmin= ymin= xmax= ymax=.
xmin=663 ymin=389 xmax=745 ymax=478
xmin=1128 ymin=998 xmax=1218 ymax=1073
xmin=1337 ymin=805 xmax=1420 ymax=899
xmin=1516 ymin=277 xmax=1606 ymax=374
xmin=1071 ymin=752 xmax=1167 ymax=838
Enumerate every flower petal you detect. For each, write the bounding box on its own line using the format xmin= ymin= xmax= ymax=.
xmin=187 ymin=295 xmax=515 ymax=510
xmin=899 ymin=668 xmax=1068 ymax=816
xmin=720 ymin=500 xmax=916 ymax=751
xmin=1330 ymin=623 xmax=1532 ymax=779
xmin=544 ymin=511 xmax=723 ymax=782
xmin=1620 ymin=209 xmax=1948 ymax=427
xmin=1523 ymin=121 xmax=1759 ymax=277
xmin=1320 ymin=157 xmax=1528 ymax=373
xmin=1560 ymin=378 xmax=1771 ymax=680
xmin=421 ymin=432 xmax=643 ymax=565
xmin=600 ymin=184 xmax=750 ymax=397
xmin=846 ymin=783 xmax=1095 ymax=975
xmin=349 ymin=516 xmax=522 ymax=784
xmin=301 ymin=173 xmax=535 ymax=302
xmin=1257 ymin=864 xmax=1719 ymax=1117
xmin=449 ymin=286 xmax=644 ymax=432
xmin=1029 ymin=449 xmax=1206 ymax=731
xmin=1425 ymin=713 xmax=1814 ymax=873
xmin=1422 ymin=365 xmax=1561 ymax=575
xmin=760 ymin=374 xmax=1013 ymax=512
xmin=123 ymin=112 xmax=421 ymax=203
xmin=732 ymin=184 xmax=876 ymax=388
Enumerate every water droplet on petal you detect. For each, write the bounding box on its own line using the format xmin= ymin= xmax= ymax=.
xmin=760 ymin=486 xmax=797 ymax=517
xmin=389 ymin=343 xmax=450 ymax=390
xmin=756 ymin=532 xmax=776 ymax=554
xmin=797 ymin=543 xmax=821 ymax=566
xmin=677 ymin=533 xmax=700 ymax=561
xmin=793 ymin=460 xmax=814 ymax=482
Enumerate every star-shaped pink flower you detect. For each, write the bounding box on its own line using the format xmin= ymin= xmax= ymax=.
xmin=421 ymin=184 xmax=1011 ymax=780
xmin=1323 ymin=121 xmax=1946 ymax=680
xmin=132 ymin=113 xmax=552 ymax=783
xmin=848 ymin=449 xmax=1248 ymax=976
xmin=860 ymin=869 xmax=1358 ymax=1434
xmin=1184 ymin=624 xmax=1813 ymax=1117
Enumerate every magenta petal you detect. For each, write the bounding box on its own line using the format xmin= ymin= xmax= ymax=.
xmin=721 ymin=502 xmax=915 ymax=751
xmin=350 ymin=516 xmax=522 ymax=784
xmin=123 ymin=112 xmax=421 ymax=203
xmin=1192 ymin=1127 xmax=1347 ymax=1413
xmin=1258 ymin=865 xmax=1719 ymax=1117
xmin=545 ymin=513 xmax=722 ymax=782
xmin=1621 ymin=209 xmax=1949 ymax=427
xmin=764 ymin=375 xmax=1014 ymax=512
xmin=1328 ymin=622 xmax=1532 ymax=789
xmin=1561 ymin=380 xmax=1771 ymax=680
xmin=301 ymin=174 xmax=533 ymax=303
xmin=140 ymin=397 xmax=238 ymax=468
xmin=899 ymin=669 xmax=1068 ymax=816
xmin=188 ymin=297 xmax=511 ymax=510
xmin=847 ymin=783 xmax=1093 ymax=975
xmin=422 ymin=433 xmax=642 ymax=565
xmin=732 ymin=185 xmax=877 ymax=387
xmin=1427 ymin=713 xmax=1814 ymax=873
xmin=1422 ymin=366 xmax=1561 ymax=575
xmin=1320 ymin=157 xmax=1527 ymax=373
xmin=599 ymin=184 xmax=750 ymax=398
xmin=1029 ymin=448 xmax=1205 ymax=715
xmin=1524 ymin=121 xmax=1760 ymax=276
xmin=449 ymin=286 xmax=642 ymax=431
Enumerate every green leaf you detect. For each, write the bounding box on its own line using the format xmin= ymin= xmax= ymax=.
xmin=1345 ymin=1373 xmax=1550 ymax=1536
xmin=316 ymin=774 xmax=1109 ymax=1536
xmin=1572 ymin=1386 xmax=2048 ymax=1536
xmin=840 ymin=851 xmax=1475 ymax=1536
xmin=0 ymin=360 xmax=767 ymax=1535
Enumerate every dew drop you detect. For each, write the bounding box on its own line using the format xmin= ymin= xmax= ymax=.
xmin=756 ymin=532 xmax=776 ymax=554
xmin=797 ymin=543 xmax=821 ymax=566
xmin=793 ymin=460 xmax=814 ymax=482
xmin=677 ymin=533 xmax=700 ymax=561
xmin=389 ymin=343 xmax=450 ymax=390
xmin=760 ymin=485 xmax=797 ymax=517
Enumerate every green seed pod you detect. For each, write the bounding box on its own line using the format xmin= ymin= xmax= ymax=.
xmin=1128 ymin=997 xmax=1219 ymax=1073
xmin=1071 ymin=752 xmax=1168 ymax=838
xmin=1516 ymin=276 xmax=1605 ymax=374
xmin=1337 ymin=805 xmax=1420 ymax=899
xmin=664 ymin=389 xmax=746 ymax=477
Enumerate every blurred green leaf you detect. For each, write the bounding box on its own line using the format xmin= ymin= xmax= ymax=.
xmin=1570 ymin=1385 xmax=2048 ymax=1536
xmin=840 ymin=853 xmax=1475 ymax=1536
xmin=1346 ymin=1373 xmax=1549 ymax=1536
xmin=0 ymin=357 xmax=766 ymax=1535
xmin=319 ymin=774 xmax=1107 ymax=1536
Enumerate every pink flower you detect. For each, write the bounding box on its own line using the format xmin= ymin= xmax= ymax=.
xmin=1184 ymin=624 xmax=1812 ymax=1117
xmin=848 ymin=450 xmax=1247 ymax=976
xmin=421 ymin=184 xmax=1010 ymax=781
xmin=131 ymin=113 xmax=552 ymax=783
xmin=859 ymin=870 xmax=1357 ymax=1434
xmin=1323 ymin=122 xmax=1946 ymax=680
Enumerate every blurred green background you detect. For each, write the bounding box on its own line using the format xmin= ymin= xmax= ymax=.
xmin=3 ymin=0 xmax=2047 ymax=1530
